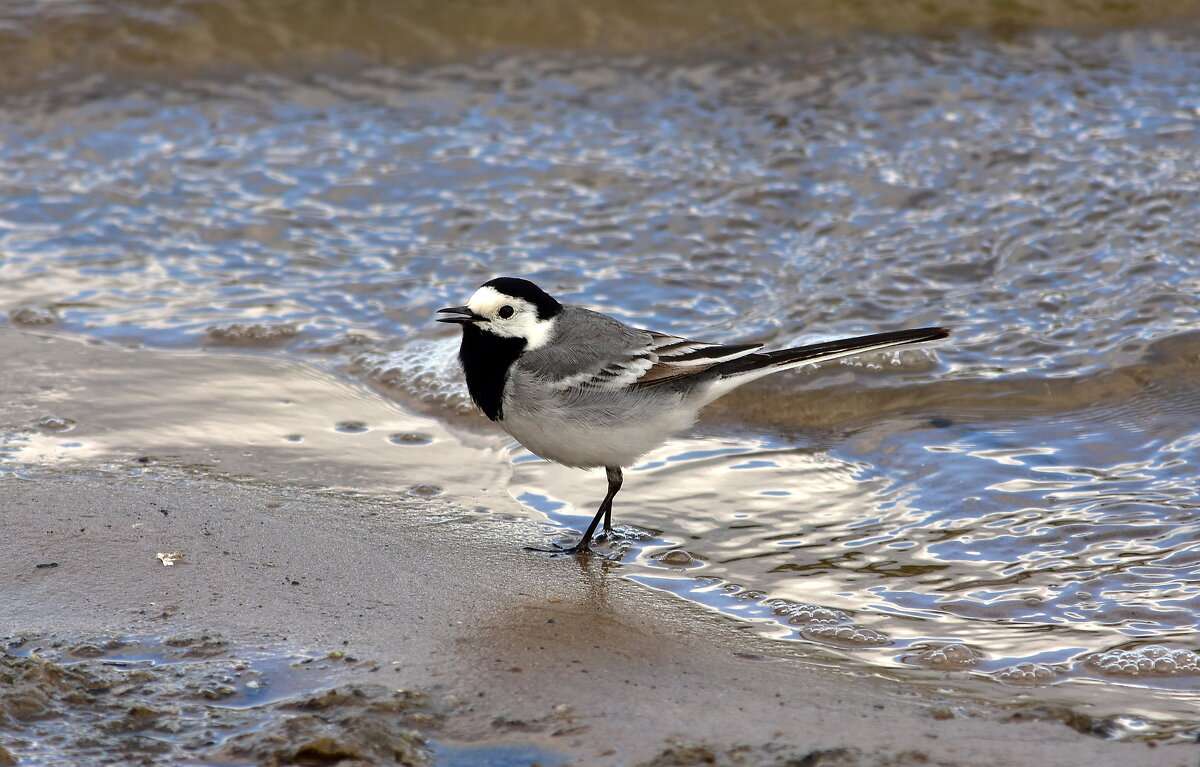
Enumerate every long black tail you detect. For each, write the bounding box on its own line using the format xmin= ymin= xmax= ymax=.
xmin=715 ymin=327 xmax=950 ymax=379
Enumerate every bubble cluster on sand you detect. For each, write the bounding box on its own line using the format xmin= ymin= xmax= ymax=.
xmin=799 ymin=623 xmax=891 ymax=647
xmin=408 ymin=484 xmax=442 ymax=497
xmin=768 ymin=600 xmax=851 ymax=626
xmin=653 ymin=549 xmax=698 ymax=567
xmin=32 ymin=414 xmax=75 ymax=432
xmin=204 ymin=322 xmax=299 ymax=347
xmin=907 ymin=643 xmax=979 ymax=669
xmin=351 ymin=340 xmax=471 ymax=415
xmin=7 ymin=306 xmax=57 ymax=326
xmin=389 ymin=432 xmax=432 ymax=446
xmin=993 ymin=663 xmax=1058 ymax=684
xmin=1084 ymin=646 xmax=1200 ymax=677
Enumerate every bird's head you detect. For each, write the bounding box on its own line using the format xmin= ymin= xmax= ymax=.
xmin=437 ymin=277 xmax=563 ymax=350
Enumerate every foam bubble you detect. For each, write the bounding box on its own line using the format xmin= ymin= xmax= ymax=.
xmin=653 ymin=549 xmax=698 ymax=567
xmin=388 ymin=432 xmax=432 ymax=446
xmin=993 ymin=662 xmax=1058 ymax=684
xmin=33 ymin=414 xmax=75 ymax=432
xmin=907 ymin=643 xmax=980 ymax=669
xmin=800 ymin=622 xmax=891 ymax=647
xmin=1084 ymin=645 xmax=1200 ymax=677
xmin=408 ymin=484 xmax=443 ymax=497
xmin=204 ymin=322 xmax=299 ymax=347
xmin=768 ymin=600 xmax=851 ymax=626
xmin=351 ymin=339 xmax=472 ymax=414
xmin=8 ymin=306 xmax=57 ymax=326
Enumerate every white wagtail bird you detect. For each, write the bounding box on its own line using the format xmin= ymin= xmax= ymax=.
xmin=438 ymin=277 xmax=948 ymax=554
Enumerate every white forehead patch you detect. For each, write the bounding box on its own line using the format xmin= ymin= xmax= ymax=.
xmin=465 ymin=285 xmax=554 ymax=349
xmin=466 ymin=286 xmax=516 ymax=315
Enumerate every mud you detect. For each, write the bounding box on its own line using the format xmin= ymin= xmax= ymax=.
xmin=633 ymin=743 xmax=948 ymax=767
xmin=1 ymin=635 xmax=438 ymax=766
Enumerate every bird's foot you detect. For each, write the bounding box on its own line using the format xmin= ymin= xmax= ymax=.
xmin=523 ymin=541 xmax=594 ymax=557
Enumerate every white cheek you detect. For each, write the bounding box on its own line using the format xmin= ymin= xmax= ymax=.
xmin=523 ymin=317 xmax=553 ymax=349
xmin=472 ymin=315 xmax=552 ymax=348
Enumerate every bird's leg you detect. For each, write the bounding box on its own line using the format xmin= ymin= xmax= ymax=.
xmin=524 ymin=466 xmax=624 ymax=556
xmin=595 ymin=466 xmax=622 ymax=540
xmin=563 ymin=466 xmax=623 ymax=554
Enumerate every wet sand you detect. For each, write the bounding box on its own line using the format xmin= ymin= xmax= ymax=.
xmin=0 ymin=327 xmax=1186 ymax=766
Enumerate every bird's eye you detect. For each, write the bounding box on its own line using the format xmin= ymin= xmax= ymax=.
xmin=498 ymin=305 xmax=515 ymax=319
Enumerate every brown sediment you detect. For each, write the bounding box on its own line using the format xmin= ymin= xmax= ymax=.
xmin=203 ymin=321 xmax=301 ymax=348
xmin=0 ymin=328 xmax=1185 ymax=766
xmin=4 ymin=0 xmax=1200 ymax=91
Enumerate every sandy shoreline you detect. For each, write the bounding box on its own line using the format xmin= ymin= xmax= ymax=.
xmin=0 ymin=328 xmax=1186 ymax=766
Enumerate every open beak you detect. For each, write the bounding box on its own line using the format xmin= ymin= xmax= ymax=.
xmin=436 ymin=305 xmax=484 ymax=324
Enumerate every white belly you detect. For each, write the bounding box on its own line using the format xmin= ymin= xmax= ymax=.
xmin=499 ymin=384 xmax=697 ymax=469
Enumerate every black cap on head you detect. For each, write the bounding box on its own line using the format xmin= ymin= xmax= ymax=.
xmin=481 ymin=277 xmax=563 ymax=320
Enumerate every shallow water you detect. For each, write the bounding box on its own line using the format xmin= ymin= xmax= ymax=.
xmin=4 ymin=0 xmax=1200 ymax=735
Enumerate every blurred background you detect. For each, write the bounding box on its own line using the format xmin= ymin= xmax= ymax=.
xmin=3 ymin=0 xmax=1200 ymax=734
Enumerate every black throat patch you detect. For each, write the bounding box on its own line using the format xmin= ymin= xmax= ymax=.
xmin=458 ymin=324 xmax=526 ymax=421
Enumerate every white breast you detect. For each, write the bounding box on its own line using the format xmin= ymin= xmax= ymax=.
xmin=498 ymin=380 xmax=698 ymax=469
